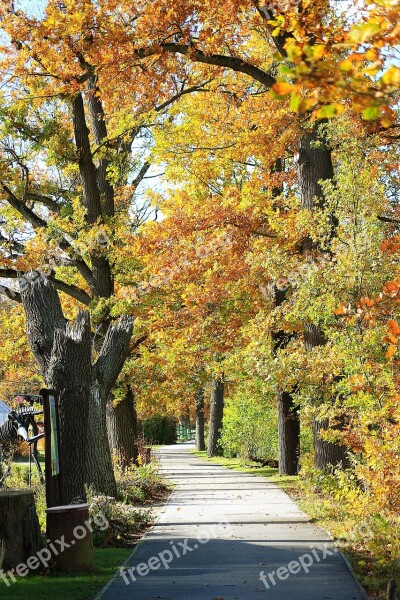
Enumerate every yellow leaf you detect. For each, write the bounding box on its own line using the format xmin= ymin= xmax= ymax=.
xmin=382 ymin=66 xmax=400 ymax=86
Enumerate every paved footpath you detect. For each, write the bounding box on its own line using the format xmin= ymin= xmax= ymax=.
xmin=99 ymin=443 xmax=367 ymax=600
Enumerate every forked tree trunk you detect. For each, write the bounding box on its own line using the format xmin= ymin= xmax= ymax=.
xmin=21 ymin=274 xmax=133 ymax=500
xmin=208 ymin=377 xmax=224 ymax=457
xmin=298 ymin=131 xmax=349 ymax=470
xmin=107 ymin=386 xmax=138 ymax=468
xmin=195 ymin=388 xmax=205 ymax=451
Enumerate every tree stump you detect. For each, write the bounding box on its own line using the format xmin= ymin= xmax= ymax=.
xmin=0 ymin=491 xmax=42 ymax=570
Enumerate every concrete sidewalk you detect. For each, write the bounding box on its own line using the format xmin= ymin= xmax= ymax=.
xmin=99 ymin=443 xmax=367 ymax=600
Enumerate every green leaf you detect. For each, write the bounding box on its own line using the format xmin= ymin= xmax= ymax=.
xmin=362 ymin=106 xmax=380 ymax=120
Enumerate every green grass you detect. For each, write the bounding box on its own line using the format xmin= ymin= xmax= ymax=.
xmin=0 ymin=548 xmax=132 ymax=600
xmin=190 ymin=450 xmax=299 ymax=493
xmin=191 ymin=450 xmax=395 ymax=599
xmin=13 ymin=450 xmax=45 ymax=465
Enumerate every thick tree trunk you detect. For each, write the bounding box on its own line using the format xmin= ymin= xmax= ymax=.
xmin=107 ymin=386 xmax=138 ymax=469
xmin=84 ymin=316 xmax=134 ymax=496
xmin=47 ymin=312 xmax=92 ymax=503
xmin=278 ymin=391 xmax=300 ymax=475
xmin=21 ymin=274 xmax=133 ymax=500
xmin=195 ymin=388 xmax=205 ymax=451
xmin=298 ymin=123 xmax=334 ymax=213
xmin=313 ymin=419 xmax=349 ymax=470
xmin=0 ymin=491 xmax=42 ymax=570
xmin=298 ymin=131 xmax=348 ymax=471
xmin=86 ymin=381 xmax=117 ymax=497
xmin=208 ymin=377 xmax=224 ymax=457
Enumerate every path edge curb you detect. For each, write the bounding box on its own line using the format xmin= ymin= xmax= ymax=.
xmin=94 ymin=489 xmax=175 ymax=600
xmin=338 ymin=550 xmax=370 ymax=600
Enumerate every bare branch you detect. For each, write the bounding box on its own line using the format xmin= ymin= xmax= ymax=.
xmin=134 ymin=44 xmax=276 ymax=89
xmin=1 ymin=182 xmax=47 ymax=229
xmin=27 ymin=192 xmax=61 ymax=214
xmin=0 ymin=283 xmax=21 ymax=303
xmin=95 ymin=315 xmax=134 ymax=396
xmin=0 ymin=268 xmax=91 ymax=305
xmin=132 ymin=162 xmax=151 ymax=189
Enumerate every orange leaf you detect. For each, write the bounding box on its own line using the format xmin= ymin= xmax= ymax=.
xmin=272 ymin=82 xmax=293 ymax=97
xmin=388 ymin=319 xmax=400 ymax=336
xmin=386 ymin=345 xmax=396 ymax=359
xmin=384 ymin=334 xmax=398 ymax=345
xmin=334 ymin=302 xmax=346 ymax=315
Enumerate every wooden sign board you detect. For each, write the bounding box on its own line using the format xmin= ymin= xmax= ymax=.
xmin=40 ymin=389 xmax=65 ymax=508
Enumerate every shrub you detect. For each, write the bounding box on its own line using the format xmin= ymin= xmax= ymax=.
xmin=116 ymin=462 xmax=170 ymax=505
xmin=87 ymin=492 xmax=152 ymax=547
xmin=140 ymin=414 xmax=177 ymax=444
xmin=220 ymin=390 xmax=278 ymax=461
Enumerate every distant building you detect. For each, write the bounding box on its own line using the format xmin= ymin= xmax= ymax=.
xmin=0 ymin=399 xmax=10 ymax=427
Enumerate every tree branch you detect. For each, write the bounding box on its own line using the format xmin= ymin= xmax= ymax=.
xmin=20 ymin=272 xmax=67 ymax=377
xmin=27 ymin=192 xmax=61 ymax=214
xmin=87 ymin=75 xmax=115 ymax=218
xmin=72 ymin=93 xmax=102 ymax=224
xmin=132 ymin=162 xmax=151 ymax=189
xmin=0 ymin=268 xmax=92 ymax=305
xmin=95 ymin=315 xmax=134 ymax=396
xmin=135 ymin=44 xmax=276 ymax=89
xmin=0 ymin=283 xmax=21 ymax=303
xmin=377 ymin=215 xmax=400 ymax=225
xmin=253 ymin=0 xmax=293 ymax=57
xmin=1 ymin=182 xmax=47 ymax=229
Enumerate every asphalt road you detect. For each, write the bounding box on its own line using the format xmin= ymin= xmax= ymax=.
xmin=99 ymin=443 xmax=367 ymax=600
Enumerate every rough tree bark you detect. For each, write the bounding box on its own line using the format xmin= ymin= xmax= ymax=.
xmin=0 ymin=491 xmax=42 ymax=570
xmin=304 ymin=323 xmax=350 ymax=469
xmin=195 ymin=388 xmax=206 ymax=451
xmin=21 ymin=274 xmax=133 ymax=500
xmin=107 ymin=386 xmax=138 ymax=468
xmin=208 ymin=376 xmax=224 ymax=457
xmin=298 ymin=125 xmax=350 ymax=470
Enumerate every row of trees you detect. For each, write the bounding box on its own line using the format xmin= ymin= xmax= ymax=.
xmin=0 ymin=0 xmax=398 ymax=512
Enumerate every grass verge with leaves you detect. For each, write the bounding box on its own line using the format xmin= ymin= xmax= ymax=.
xmin=191 ymin=449 xmax=398 ymax=600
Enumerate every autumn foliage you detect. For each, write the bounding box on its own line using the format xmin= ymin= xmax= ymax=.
xmin=0 ymin=0 xmax=399 ymax=593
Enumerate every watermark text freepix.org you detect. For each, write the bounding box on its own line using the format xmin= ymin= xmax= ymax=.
xmin=259 ymin=520 xmax=374 ymax=591
xmin=120 ymin=521 xmax=233 ymax=585
xmin=0 ymin=511 xmax=108 ymax=587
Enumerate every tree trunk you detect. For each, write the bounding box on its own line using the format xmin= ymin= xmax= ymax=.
xmin=0 ymin=491 xmax=42 ymax=571
xmin=21 ymin=274 xmax=133 ymax=500
xmin=313 ymin=419 xmax=349 ymax=470
xmin=298 ymin=129 xmax=348 ymax=471
xmin=47 ymin=311 xmax=92 ymax=503
xmin=107 ymin=386 xmax=138 ymax=469
xmin=195 ymin=388 xmax=205 ymax=451
xmin=273 ymin=286 xmax=300 ymax=475
xmin=208 ymin=377 xmax=224 ymax=457
xmin=278 ymin=391 xmax=300 ymax=475
xmin=85 ymin=381 xmax=117 ymax=497
xmin=298 ymin=123 xmax=334 ymax=213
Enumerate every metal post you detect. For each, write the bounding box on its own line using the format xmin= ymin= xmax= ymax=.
xmin=29 ymin=444 xmax=32 ymax=488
